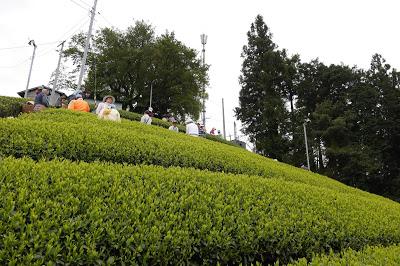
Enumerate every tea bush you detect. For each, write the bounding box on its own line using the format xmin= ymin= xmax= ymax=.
xmin=2 ymin=109 xmax=361 ymax=193
xmin=0 ymin=96 xmax=27 ymax=117
xmin=119 ymin=109 xmax=238 ymax=147
xmin=1 ymin=157 xmax=400 ymax=265
xmin=290 ymin=245 xmax=400 ymax=265
xmin=119 ymin=110 xmax=186 ymax=132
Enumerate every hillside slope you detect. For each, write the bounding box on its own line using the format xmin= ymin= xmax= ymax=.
xmin=1 ymin=109 xmax=400 ymax=264
xmin=1 ymin=157 xmax=400 ymax=265
xmin=1 ymin=109 xmax=369 ymax=194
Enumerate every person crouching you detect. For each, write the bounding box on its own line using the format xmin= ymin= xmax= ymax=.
xmin=68 ymin=94 xmax=90 ymax=112
xmin=97 ymin=95 xmax=121 ymax=122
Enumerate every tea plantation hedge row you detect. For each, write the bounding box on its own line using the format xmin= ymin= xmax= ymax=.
xmin=0 ymin=96 xmax=27 ymax=117
xmin=290 ymin=245 xmax=400 ymax=265
xmin=0 ymin=96 xmax=237 ymax=147
xmin=118 ymin=109 xmax=238 ymax=147
xmin=2 ymin=110 xmax=361 ymax=193
xmin=119 ymin=109 xmax=186 ymax=132
xmin=2 ymin=157 xmax=400 ymax=265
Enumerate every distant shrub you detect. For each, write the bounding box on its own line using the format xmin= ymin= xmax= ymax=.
xmin=0 ymin=96 xmax=27 ymax=117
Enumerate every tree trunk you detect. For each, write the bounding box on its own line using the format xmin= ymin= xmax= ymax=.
xmin=289 ymin=93 xmax=294 ymax=114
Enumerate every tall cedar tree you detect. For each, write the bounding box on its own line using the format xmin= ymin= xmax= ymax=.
xmin=237 ymin=16 xmax=400 ymax=200
xmin=236 ymin=15 xmax=289 ymax=161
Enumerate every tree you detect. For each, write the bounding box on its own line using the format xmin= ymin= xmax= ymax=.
xmin=149 ymin=32 xmax=207 ymax=119
xmin=64 ymin=20 xmax=207 ymax=119
xmin=236 ymin=17 xmax=400 ymax=200
xmin=48 ymin=64 xmax=77 ymax=92
xmin=365 ymin=54 xmax=400 ymax=198
xmin=235 ymin=15 xmax=289 ymax=161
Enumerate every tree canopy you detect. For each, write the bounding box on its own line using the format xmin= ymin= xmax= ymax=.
xmin=236 ymin=15 xmax=400 ymax=201
xmin=64 ymin=20 xmax=208 ymax=120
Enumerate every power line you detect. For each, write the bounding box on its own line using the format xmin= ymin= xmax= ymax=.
xmin=34 ymin=16 xmax=90 ymax=59
xmin=57 ymin=14 xmax=90 ymax=42
xmin=69 ymin=0 xmax=91 ymax=12
xmin=97 ymin=12 xmax=115 ymax=28
xmin=74 ymin=0 xmax=91 ymax=8
xmin=0 ymin=17 xmax=89 ymax=68
xmin=35 ymin=47 xmax=58 ymax=58
xmin=0 ymin=57 xmax=31 ymax=69
xmin=0 ymin=45 xmax=30 ymax=51
xmin=0 ymin=41 xmax=61 ymax=52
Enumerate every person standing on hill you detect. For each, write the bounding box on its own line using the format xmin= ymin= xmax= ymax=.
xmin=197 ymin=123 xmax=206 ymax=137
xmin=140 ymin=110 xmax=152 ymax=125
xmin=33 ymin=88 xmax=49 ymax=111
xmin=186 ymin=119 xmax=199 ymax=137
xmin=68 ymin=94 xmax=90 ymax=112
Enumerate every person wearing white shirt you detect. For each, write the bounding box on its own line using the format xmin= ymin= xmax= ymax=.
xmin=96 ymin=95 xmax=116 ymax=115
xmin=95 ymin=95 xmax=121 ymax=122
xmin=168 ymin=121 xmax=179 ymax=132
xmin=140 ymin=110 xmax=152 ymax=125
xmin=185 ymin=119 xmax=199 ymax=137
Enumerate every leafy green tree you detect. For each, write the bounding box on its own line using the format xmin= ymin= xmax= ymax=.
xmin=48 ymin=64 xmax=77 ymax=92
xmin=64 ymin=20 xmax=207 ymax=119
xmin=235 ymin=15 xmax=289 ymax=161
xmin=145 ymin=32 xmax=207 ymax=119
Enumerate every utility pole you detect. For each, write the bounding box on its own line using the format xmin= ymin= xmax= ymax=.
xmin=76 ymin=0 xmax=98 ymax=92
xmin=303 ymin=119 xmax=311 ymax=171
xmin=234 ymin=121 xmax=237 ymax=140
xmin=24 ymin=40 xmax=37 ymax=98
xmin=50 ymin=40 xmax=65 ymax=106
xmin=200 ymin=34 xmax=207 ymax=128
xmin=149 ymin=80 xmax=154 ymax=109
xmin=222 ymin=98 xmax=226 ymax=140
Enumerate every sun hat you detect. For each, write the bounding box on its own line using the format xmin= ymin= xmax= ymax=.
xmin=103 ymin=95 xmax=115 ymax=103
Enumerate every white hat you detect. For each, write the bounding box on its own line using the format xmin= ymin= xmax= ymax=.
xmin=103 ymin=95 xmax=115 ymax=103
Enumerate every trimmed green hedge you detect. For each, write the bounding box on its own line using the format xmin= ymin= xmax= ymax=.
xmin=0 ymin=96 xmax=27 ymax=117
xmin=119 ymin=109 xmax=186 ymax=132
xmin=2 ymin=109 xmax=361 ymax=193
xmin=1 ymin=96 xmax=238 ymax=147
xmin=290 ymin=245 xmax=400 ymax=265
xmin=1 ymin=157 xmax=400 ymax=265
xmin=204 ymin=133 xmax=239 ymax=147
xmin=119 ymin=110 xmax=239 ymax=147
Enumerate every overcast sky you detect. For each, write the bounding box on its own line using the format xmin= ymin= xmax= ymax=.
xmin=1 ymin=0 xmax=400 ymax=142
